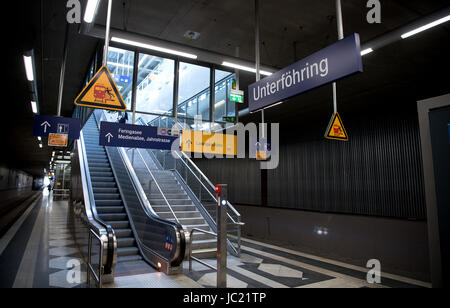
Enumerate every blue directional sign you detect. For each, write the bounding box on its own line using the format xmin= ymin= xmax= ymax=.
xmin=99 ymin=122 xmax=179 ymax=151
xmin=33 ymin=115 xmax=81 ymax=140
xmin=249 ymin=33 xmax=363 ymax=112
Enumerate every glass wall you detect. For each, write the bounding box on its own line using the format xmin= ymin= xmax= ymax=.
xmin=178 ymin=62 xmax=211 ymax=121
xmin=214 ymin=69 xmax=234 ymax=122
xmin=136 ymin=54 xmax=175 ymax=115
xmin=106 ymin=47 xmax=135 ymax=110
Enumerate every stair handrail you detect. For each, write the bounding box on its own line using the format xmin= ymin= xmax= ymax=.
xmin=134 ymin=148 xmax=181 ymax=224
xmin=172 ymin=150 xmax=243 ymax=226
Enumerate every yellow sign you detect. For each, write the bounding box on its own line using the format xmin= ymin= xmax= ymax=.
xmin=325 ymin=112 xmax=348 ymax=141
xmin=256 ymin=151 xmax=267 ymax=161
xmin=181 ymin=130 xmax=237 ymax=156
xmin=74 ymin=66 xmax=126 ymax=111
xmin=48 ymin=133 xmax=68 ymax=147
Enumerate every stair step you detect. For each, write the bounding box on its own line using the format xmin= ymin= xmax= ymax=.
xmin=150 ymin=199 xmax=192 ymax=205
xmin=191 ymin=248 xmax=217 ymax=259
xmin=168 ymin=217 xmax=206 ymax=225
xmin=152 ymin=205 xmax=197 ymax=212
xmin=158 ymin=211 xmax=201 ymax=219
xmin=185 ymin=224 xmax=212 ymax=232
xmin=117 ymin=247 xmax=139 ymax=257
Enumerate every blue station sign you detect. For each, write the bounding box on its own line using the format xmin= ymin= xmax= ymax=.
xmin=33 ymin=115 xmax=81 ymax=140
xmin=249 ymin=33 xmax=363 ymax=112
xmin=99 ymin=122 xmax=179 ymax=151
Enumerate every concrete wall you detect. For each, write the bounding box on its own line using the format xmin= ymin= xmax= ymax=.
xmin=236 ymin=204 xmax=430 ymax=282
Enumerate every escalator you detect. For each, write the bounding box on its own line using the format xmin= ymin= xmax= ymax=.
xmin=70 ymin=111 xmax=187 ymax=282
xmin=83 ymin=116 xmax=145 ymax=273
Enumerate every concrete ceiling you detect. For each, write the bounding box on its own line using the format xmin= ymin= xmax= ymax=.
xmin=4 ymin=0 xmax=450 ymax=177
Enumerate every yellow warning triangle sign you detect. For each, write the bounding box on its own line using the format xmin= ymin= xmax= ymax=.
xmin=74 ymin=66 xmax=126 ymax=111
xmin=325 ymin=112 xmax=348 ymax=141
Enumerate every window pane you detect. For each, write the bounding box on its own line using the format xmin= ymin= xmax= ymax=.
xmin=136 ymin=54 xmax=175 ymax=115
xmin=178 ymin=62 xmax=210 ymax=121
xmin=107 ymin=47 xmax=135 ymax=110
xmin=214 ymin=70 xmax=236 ymax=122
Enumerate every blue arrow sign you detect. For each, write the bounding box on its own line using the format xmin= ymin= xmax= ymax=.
xmin=33 ymin=115 xmax=81 ymax=140
xmin=99 ymin=122 xmax=179 ymax=151
xmin=249 ymin=33 xmax=363 ymax=112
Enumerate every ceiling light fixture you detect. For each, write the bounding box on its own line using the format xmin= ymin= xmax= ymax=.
xmin=111 ymin=37 xmax=198 ymax=59
xmin=222 ymin=61 xmax=272 ymax=76
xmin=361 ymin=48 xmax=374 ymax=56
xmin=401 ymin=15 xmax=450 ymax=39
xmin=31 ymin=101 xmax=38 ymax=114
xmin=84 ymin=0 xmax=100 ymax=23
xmin=23 ymin=56 xmax=34 ymax=81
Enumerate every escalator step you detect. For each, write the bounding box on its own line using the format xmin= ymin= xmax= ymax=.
xmin=117 ymin=247 xmax=139 ymax=256
xmin=96 ymin=206 xmax=125 ymax=214
xmin=115 ymin=229 xmax=133 ymax=237
xmin=95 ymin=200 xmax=122 ymax=206
xmin=99 ymin=213 xmax=128 ymax=221
xmin=117 ymin=237 xmax=136 ymax=247
xmin=107 ymin=220 xmax=130 ymax=229
xmin=93 ymin=187 xmax=118 ymax=194
xmin=118 ymin=255 xmax=142 ymax=263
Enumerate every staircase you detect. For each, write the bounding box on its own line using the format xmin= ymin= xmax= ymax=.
xmin=128 ymin=149 xmax=217 ymax=259
xmin=82 ymin=117 xmax=142 ymax=265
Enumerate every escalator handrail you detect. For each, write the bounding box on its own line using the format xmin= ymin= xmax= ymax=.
xmin=77 ymin=132 xmax=116 ymax=272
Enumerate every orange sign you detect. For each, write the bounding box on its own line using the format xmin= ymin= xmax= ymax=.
xmin=181 ymin=130 xmax=237 ymax=156
xmin=325 ymin=112 xmax=348 ymax=141
xmin=74 ymin=66 xmax=126 ymax=111
xmin=48 ymin=133 xmax=68 ymax=147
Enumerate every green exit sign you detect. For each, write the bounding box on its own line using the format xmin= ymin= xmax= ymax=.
xmin=230 ymin=89 xmax=244 ymax=103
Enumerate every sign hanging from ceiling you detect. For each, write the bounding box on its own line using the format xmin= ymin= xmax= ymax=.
xmin=33 ymin=115 xmax=81 ymax=140
xmin=248 ymin=33 xmax=363 ymax=113
xmin=99 ymin=122 xmax=179 ymax=150
xmin=75 ymin=66 xmax=127 ymax=111
xmin=48 ymin=133 xmax=69 ymax=147
xmin=181 ymin=130 xmax=237 ymax=156
xmin=325 ymin=112 xmax=348 ymax=141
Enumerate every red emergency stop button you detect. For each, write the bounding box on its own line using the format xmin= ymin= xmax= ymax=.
xmin=215 ymin=185 xmax=221 ymax=196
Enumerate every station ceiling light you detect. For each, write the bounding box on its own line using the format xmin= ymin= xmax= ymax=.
xmin=23 ymin=55 xmax=34 ymax=81
xmin=111 ymin=37 xmax=198 ymax=59
xmin=361 ymin=48 xmax=374 ymax=56
xmin=401 ymin=14 xmax=450 ymax=39
xmin=221 ymin=61 xmax=272 ymax=76
xmin=31 ymin=101 xmax=38 ymax=114
xmin=84 ymin=0 xmax=100 ymax=23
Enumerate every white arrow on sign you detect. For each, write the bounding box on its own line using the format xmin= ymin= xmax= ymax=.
xmin=105 ymin=133 xmax=114 ymax=143
xmin=41 ymin=121 xmax=51 ymax=133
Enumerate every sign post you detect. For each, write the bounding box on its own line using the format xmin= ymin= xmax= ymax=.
xmin=216 ymin=184 xmax=228 ymax=288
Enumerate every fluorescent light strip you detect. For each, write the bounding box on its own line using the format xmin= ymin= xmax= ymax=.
xmin=222 ymin=62 xmax=272 ymax=76
xmin=39 ymin=144 xmax=43 ymax=149
xmin=401 ymin=15 xmax=450 ymax=39
xmin=111 ymin=37 xmax=198 ymax=59
xmin=84 ymin=0 xmax=100 ymax=23
xmin=31 ymin=101 xmax=37 ymax=114
xmin=38 ymin=137 xmax=41 ymax=141
xmin=23 ymin=56 xmax=34 ymax=81
xmin=361 ymin=48 xmax=374 ymax=56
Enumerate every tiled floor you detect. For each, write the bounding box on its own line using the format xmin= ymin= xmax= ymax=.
xmin=0 ymin=192 xmax=431 ymax=288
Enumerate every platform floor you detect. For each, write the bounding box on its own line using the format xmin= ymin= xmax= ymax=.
xmin=0 ymin=191 xmax=431 ymax=288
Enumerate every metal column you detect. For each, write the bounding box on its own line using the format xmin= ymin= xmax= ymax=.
xmin=57 ymin=24 xmax=70 ymax=117
xmin=332 ymin=0 xmax=345 ymax=114
xmin=216 ymin=184 xmax=228 ymax=288
xmin=103 ymin=0 xmax=113 ymax=67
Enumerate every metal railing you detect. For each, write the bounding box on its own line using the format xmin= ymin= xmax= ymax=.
xmin=129 ymin=148 xmax=180 ymax=224
xmin=150 ymin=149 xmax=244 ymax=256
xmin=87 ymin=229 xmax=105 ymax=288
xmin=189 ymin=228 xmax=218 ymax=272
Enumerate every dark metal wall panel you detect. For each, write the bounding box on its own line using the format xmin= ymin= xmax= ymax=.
xmin=194 ymin=158 xmax=261 ymax=206
xmin=268 ymin=111 xmax=426 ymax=219
xmin=194 ymin=110 xmax=426 ymax=219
